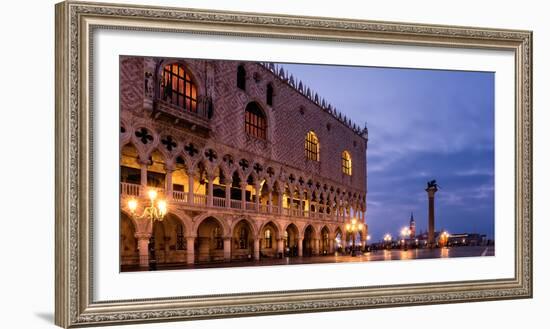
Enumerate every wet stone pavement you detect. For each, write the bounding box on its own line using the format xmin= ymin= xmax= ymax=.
xmin=121 ymin=246 xmax=495 ymax=272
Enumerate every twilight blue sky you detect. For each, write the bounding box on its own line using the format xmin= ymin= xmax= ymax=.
xmin=278 ymin=63 xmax=495 ymax=241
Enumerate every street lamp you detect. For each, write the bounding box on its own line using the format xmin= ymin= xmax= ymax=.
xmin=383 ymin=233 xmax=392 ymax=249
xmin=345 ymin=218 xmax=363 ymax=257
xmin=440 ymin=231 xmax=450 ymax=248
xmin=401 ymin=227 xmax=411 ymax=251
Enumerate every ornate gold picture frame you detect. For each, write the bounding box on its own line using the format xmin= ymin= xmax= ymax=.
xmin=55 ymin=1 xmax=532 ymax=327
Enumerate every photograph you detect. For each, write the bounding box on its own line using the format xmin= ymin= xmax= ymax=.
xmin=119 ymin=56 xmax=495 ymax=272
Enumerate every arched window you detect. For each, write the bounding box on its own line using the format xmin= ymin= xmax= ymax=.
xmin=305 ymin=131 xmax=320 ymax=161
xmin=237 ymin=65 xmax=246 ymax=90
xmin=342 ymin=150 xmax=352 ymax=175
xmin=161 ymin=63 xmax=198 ymax=112
xmin=265 ymin=229 xmax=273 ymax=248
xmin=266 ymin=83 xmax=274 ymax=106
xmin=245 ymin=102 xmax=267 ymax=139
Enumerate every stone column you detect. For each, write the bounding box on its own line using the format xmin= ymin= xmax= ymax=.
xmin=297 ymin=237 xmax=304 ymax=257
xmin=298 ymin=191 xmax=304 ymax=216
xmin=268 ymin=189 xmax=273 ymax=213
xmin=336 ymin=199 xmax=341 ymax=222
xmin=223 ymin=237 xmax=232 ymax=262
xmin=426 ymin=185 xmax=438 ymax=248
xmin=186 ymin=237 xmax=195 ymax=265
xmin=207 ymin=174 xmax=214 ymax=207
xmin=289 ymin=188 xmax=294 ymax=215
xmin=225 ymin=178 xmax=232 ymax=209
xmin=240 ymin=182 xmax=247 ymax=210
xmin=277 ymin=238 xmax=284 ymax=257
xmin=254 ymin=238 xmax=260 ymax=260
xmin=187 ymin=170 xmax=194 ymax=205
xmin=314 ymin=238 xmax=319 ymax=256
xmin=139 ymin=160 xmax=148 ymax=195
xmin=341 ymin=232 xmax=347 ymax=249
xmin=165 ymin=167 xmax=173 ymax=199
xmin=278 ymin=191 xmax=284 ymax=214
xmin=135 ymin=233 xmax=151 ymax=269
xmin=329 ymin=236 xmax=335 ymax=254
xmin=255 ymin=181 xmax=261 ymax=211
xmin=344 ymin=207 xmax=349 ymax=222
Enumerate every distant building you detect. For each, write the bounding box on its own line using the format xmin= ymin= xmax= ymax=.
xmin=409 ymin=212 xmax=416 ymax=239
xmin=448 ymin=233 xmax=487 ymax=246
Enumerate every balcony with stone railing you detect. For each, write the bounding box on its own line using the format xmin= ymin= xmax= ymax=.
xmin=120 ymin=182 xmax=359 ymax=222
xmin=151 ymin=97 xmax=212 ymax=136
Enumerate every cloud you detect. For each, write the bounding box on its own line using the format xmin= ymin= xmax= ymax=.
xmin=280 ymin=63 xmax=495 ymax=239
xmin=455 ymin=169 xmax=495 ymax=177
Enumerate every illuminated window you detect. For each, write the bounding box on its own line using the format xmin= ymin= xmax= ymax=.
xmin=237 ymin=65 xmax=246 ymax=90
xmin=342 ymin=150 xmax=352 ymax=175
xmin=305 ymin=131 xmax=320 ymax=161
xmin=161 ymin=63 xmax=198 ymax=112
xmin=266 ymin=83 xmax=274 ymax=106
xmin=265 ymin=229 xmax=273 ymax=248
xmin=245 ymin=102 xmax=267 ymax=139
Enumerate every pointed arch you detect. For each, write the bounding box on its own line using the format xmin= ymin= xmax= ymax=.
xmin=231 ymin=219 xmax=255 ymax=260
xmin=192 ymin=214 xmax=230 ymax=237
xmin=259 ymin=220 xmax=281 ymax=240
xmin=284 ymin=223 xmax=300 ymax=257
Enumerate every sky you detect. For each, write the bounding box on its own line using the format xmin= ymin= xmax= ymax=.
xmin=279 ymin=62 xmax=495 ymax=241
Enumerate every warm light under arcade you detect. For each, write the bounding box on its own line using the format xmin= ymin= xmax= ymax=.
xmin=148 ymin=189 xmax=158 ymax=201
xmin=127 ymin=199 xmax=137 ymax=212
xmin=157 ymin=200 xmax=167 ymax=217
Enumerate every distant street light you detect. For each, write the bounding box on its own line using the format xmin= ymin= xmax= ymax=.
xmin=401 ymin=227 xmax=411 ymax=251
xmin=345 ymin=218 xmax=363 ymax=257
xmin=440 ymin=231 xmax=450 ymax=247
xmin=383 ymin=234 xmax=392 ymax=249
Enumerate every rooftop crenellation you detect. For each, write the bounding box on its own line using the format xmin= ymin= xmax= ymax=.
xmin=258 ymin=62 xmax=368 ymax=140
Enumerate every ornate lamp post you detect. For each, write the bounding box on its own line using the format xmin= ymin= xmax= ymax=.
xmin=345 ymin=218 xmax=363 ymax=257
xmin=128 ymin=189 xmax=168 ymax=222
xmin=127 ymin=189 xmax=168 ymax=269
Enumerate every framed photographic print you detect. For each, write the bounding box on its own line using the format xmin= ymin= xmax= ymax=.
xmin=55 ymin=1 xmax=532 ymax=327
